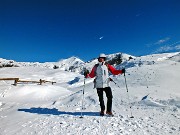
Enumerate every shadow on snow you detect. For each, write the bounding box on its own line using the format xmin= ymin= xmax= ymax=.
xmin=18 ymin=107 xmax=99 ymax=117
xmin=68 ymin=77 xmax=80 ymax=85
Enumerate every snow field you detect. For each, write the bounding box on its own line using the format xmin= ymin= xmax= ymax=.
xmin=0 ymin=52 xmax=180 ymax=135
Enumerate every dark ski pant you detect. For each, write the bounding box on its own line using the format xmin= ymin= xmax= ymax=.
xmin=97 ymin=87 xmax=113 ymax=112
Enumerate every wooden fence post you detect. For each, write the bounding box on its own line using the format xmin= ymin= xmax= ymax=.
xmin=14 ymin=78 xmax=19 ymax=86
xmin=40 ymin=79 xmax=42 ymax=85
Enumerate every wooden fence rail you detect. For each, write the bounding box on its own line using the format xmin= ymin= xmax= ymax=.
xmin=0 ymin=78 xmax=56 ymax=86
xmin=0 ymin=78 xmax=19 ymax=86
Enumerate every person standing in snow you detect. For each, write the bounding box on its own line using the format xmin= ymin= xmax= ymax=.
xmin=84 ymin=53 xmax=125 ymax=116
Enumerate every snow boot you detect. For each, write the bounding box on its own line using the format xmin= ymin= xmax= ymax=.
xmin=100 ymin=110 xmax=105 ymax=116
xmin=106 ymin=111 xmax=114 ymax=116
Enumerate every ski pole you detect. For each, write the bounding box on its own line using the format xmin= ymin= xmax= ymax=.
xmin=110 ymin=78 xmax=121 ymax=88
xmin=110 ymin=77 xmax=123 ymax=104
xmin=124 ymin=72 xmax=134 ymax=118
xmin=80 ymin=77 xmax=86 ymax=118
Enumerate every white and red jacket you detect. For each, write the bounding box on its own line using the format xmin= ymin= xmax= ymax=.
xmin=87 ymin=62 xmax=123 ymax=88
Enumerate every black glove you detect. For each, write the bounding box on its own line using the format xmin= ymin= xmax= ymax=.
xmin=84 ymin=69 xmax=89 ymax=77
xmin=122 ymin=68 xmax=125 ymax=74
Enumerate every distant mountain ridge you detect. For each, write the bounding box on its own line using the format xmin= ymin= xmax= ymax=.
xmin=1 ymin=52 xmax=179 ymax=73
xmin=0 ymin=52 xmax=131 ymax=70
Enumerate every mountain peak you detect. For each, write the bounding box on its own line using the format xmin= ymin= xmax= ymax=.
xmin=58 ymin=56 xmax=84 ymax=63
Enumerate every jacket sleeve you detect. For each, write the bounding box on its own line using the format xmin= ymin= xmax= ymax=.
xmin=87 ymin=66 xmax=96 ymax=78
xmin=108 ymin=64 xmax=123 ymax=75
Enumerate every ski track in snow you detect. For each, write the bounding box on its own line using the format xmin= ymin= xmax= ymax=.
xmin=0 ymin=52 xmax=180 ymax=135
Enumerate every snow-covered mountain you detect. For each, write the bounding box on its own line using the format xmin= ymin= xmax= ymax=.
xmin=0 ymin=58 xmax=18 ymax=68
xmin=0 ymin=52 xmax=133 ymax=72
xmin=0 ymin=52 xmax=180 ymax=135
xmin=0 ymin=56 xmax=84 ymax=71
xmin=55 ymin=56 xmax=84 ymax=72
xmin=80 ymin=52 xmax=134 ymax=72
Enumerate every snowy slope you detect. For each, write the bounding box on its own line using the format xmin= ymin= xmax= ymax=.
xmin=0 ymin=52 xmax=180 ymax=135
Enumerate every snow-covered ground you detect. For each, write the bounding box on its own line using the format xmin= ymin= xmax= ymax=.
xmin=0 ymin=52 xmax=180 ymax=135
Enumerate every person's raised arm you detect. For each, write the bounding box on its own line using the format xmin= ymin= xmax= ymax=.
xmin=108 ymin=64 xmax=125 ymax=75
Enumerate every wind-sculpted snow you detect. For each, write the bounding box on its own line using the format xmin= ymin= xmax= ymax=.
xmin=0 ymin=52 xmax=180 ymax=135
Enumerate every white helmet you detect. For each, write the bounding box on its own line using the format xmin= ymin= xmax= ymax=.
xmin=99 ymin=53 xmax=106 ymax=58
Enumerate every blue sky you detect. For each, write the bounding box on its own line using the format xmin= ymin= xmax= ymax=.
xmin=0 ymin=0 xmax=180 ymax=62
